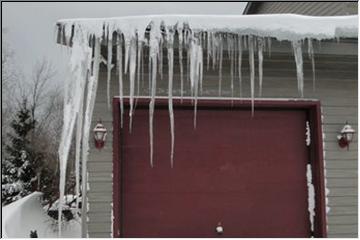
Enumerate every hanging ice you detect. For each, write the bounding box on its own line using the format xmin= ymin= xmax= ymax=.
xmin=106 ymin=36 xmax=113 ymax=110
xmin=238 ymin=35 xmax=243 ymax=97
xmin=248 ymin=35 xmax=255 ymax=116
xmin=307 ymin=38 xmax=316 ymax=90
xmin=189 ymin=38 xmax=203 ymax=128
xmin=257 ymin=37 xmax=264 ymax=96
xmin=128 ymin=38 xmax=137 ymax=133
xmin=117 ymin=34 xmax=124 ymax=128
xmin=292 ymin=40 xmax=304 ymax=97
xmin=218 ymin=35 xmax=223 ymax=96
xmin=166 ymin=29 xmax=175 ymax=167
xmin=178 ymin=31 xmax=184 ymax=101
xmin=148 ymin=21 xmax=160 ymax=167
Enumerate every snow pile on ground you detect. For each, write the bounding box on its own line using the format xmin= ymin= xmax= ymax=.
xmin=2 ymin=192 xmax=80 ymax=238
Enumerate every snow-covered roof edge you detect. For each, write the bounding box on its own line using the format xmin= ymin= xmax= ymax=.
xmin=56 ymin=14 xmax=358 ymax=42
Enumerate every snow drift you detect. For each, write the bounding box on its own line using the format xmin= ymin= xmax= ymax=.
xmin=1 ymin=192 xmax=80 ymax=238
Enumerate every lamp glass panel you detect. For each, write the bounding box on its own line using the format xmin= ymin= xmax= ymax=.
xmin=95 ymin=131 xmax=105 ymax=141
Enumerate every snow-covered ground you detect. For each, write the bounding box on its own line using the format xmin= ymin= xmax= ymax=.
xmin=2 ymin=192 xmax=80 ymax=238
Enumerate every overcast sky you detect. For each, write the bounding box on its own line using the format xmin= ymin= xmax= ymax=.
xmin=2 ymin=2 xmax=247 ymax=85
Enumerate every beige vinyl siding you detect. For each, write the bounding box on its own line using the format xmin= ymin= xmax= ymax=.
xmin=86 ymin=39 xmax=357 ymax=238
xmin=246 ymin=2 xmax=357 ymax=16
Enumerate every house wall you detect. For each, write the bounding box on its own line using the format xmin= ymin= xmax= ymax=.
xmin=86 ymin=39 xmax=357 ymax=238
xmin=244 ymin=2 xmax=357 ymax=16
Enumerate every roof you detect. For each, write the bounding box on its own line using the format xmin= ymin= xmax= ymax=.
xmin=56 ymin=14 xmax=358 ymax=46
xmin=242 ymin=2 xmax=256 ymax=15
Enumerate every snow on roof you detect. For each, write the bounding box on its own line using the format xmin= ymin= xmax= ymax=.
xmin=56 ymin=14 xmax=358 ymax=41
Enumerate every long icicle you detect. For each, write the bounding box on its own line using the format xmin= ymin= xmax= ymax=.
xmin=248 ymin=35 xmax=255 ymax=116
xmin=149 ymin=23 xmax=159 ymax=168
xmin=134 ymin=38 xmax=143 ymax=110
xmin=117 ymin=34 xmax=124 ymax=128
xmin=238 ymin=35 xmax=243 ymax=98
xmin=218 ymin=34 xmax=223 ymax=96
xmin=230 ymin=35 xmax=234 ymax=99
xmin=128 ymin=37 xmax=137 ymax=133
xmin=80 ymin=36 xmax=101 ymax=238
xmin=178 ymin=30 xmax=184 ymax=102
xmin=58 ymin=27 xmax=91 ymax=237
xmin=74 ymin=85 xmax=84 ymax=215
xmin=307 ymin=38 xmax=316 ymax=91
xmin=167 ymin=29 xmax=175 ymax=167
xmin=258 ymin=37 xmax=264 ymax=96
xmin=190 ymin=38 xmax=203 ymax=128
xmin=292 ymin=40 xmax=304 ymax=97
xmin=106 ymin=37 xmax=113 ymax=110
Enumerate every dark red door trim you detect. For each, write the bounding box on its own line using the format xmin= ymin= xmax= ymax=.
xmin=112 ymin=98 xmax=327 ymax=237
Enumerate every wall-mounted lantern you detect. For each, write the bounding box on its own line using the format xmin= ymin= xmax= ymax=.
xmin=93 ymin=120 xmax=107 ymax=150
xmin=337 ymin=122 xmax=355 ymax=149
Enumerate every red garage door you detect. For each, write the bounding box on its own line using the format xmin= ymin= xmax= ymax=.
xmin=112 ymin=99 xmax=327 ymax=238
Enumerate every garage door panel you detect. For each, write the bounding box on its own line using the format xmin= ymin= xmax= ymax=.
xmin=120 ymin=106 xmax=311 ymax=237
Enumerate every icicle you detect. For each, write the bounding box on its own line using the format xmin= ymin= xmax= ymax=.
xmin=248 ymin=35 xmax=255 ymax=116
xmin=189 ymin=38 xmax=203 ymax=128
xmin=238 ymin=35 xmax=243 ymax=98
xmin=117 ymin=34 xmax=124 ymax=128
xmin=137 ymin=40 xmax=142 ymax=97
xmin=212 ymin=33 xmax=217 ymax=70
xmin=218 ymin=34 xmax=223 ymax=96
xmin=74 ymin=87 xmax=84 ymax=214
xmin=178 ymin=31 xmax=184 ymax=101
xmin=124 ymin=39 xmax=130 ymax=74
xmin=199 ymin=33 xmax=204 ymax=95
xmin=187 ymin=46 xmax=193 ymax=98
xmin=307 ymin=164 xmax=315 ymax=232
xmin=106 ymin=37 xmax=113 ymax=110
xmin=167 ymin=29 xmax=175 ymax=167
xmin=158 ymin=38 xmax=163 ymax=80
xmin=80 ymin=37 xmax=101 ymax=237
xmin=135 ymin=39 xmax=142 ymax=108
xmin=206 ymin=31 xmax=211 ymax=70
xmin=307 ymin=38 xmax=316 ymax=91
xmin=243 ymin=35 xmax=248 ymax=49
xmin=267 ymin=37 xmax=272 ymax=57
xmin=149 ymin=23 xmax=160 ymax=168
xmin=292 ymin=40 xmax=304 ymax=98
xmin=128 ymin=38 xmax=137 ymax=133
xmin=58 ymin=28 xmax=92 ymax=237
xmin=229 ymin=36 xmax=234 ymax=99
xmin=258 ymin=37 xmax=264 ymax=96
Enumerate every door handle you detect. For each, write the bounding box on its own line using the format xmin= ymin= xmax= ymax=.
xmin=215 ymin=222 xmax=223 ymax=235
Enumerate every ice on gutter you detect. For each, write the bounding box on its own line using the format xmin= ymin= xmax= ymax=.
xmin=55 ymin=14 xmax=357 ymax=236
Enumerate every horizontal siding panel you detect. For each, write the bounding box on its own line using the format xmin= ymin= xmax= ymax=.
xmin=327 ymin=214 xmax=357 ymax=225
xmin=327 ymin=178 xmax=357 ymax=188
xmin=328 ymin=196 xmax=357 ymax=206
xmin=325 ymin=160 xmax=358 ymax=169
xmin=328 ymin=206 xmax=357 ymax=216
xmin=88 ymin=192 xmax=113 ymax=202
xmin=327 ymin=169 xmax=357 ymax=178
xmin=88 ymin=232 xmax=112 ymax=238
xmin=88 ymin=202 xmax=112 ymax=212
xmin=87 ymin=222 xmax=112 ymax=233
xmin=328 ymin=187 xmax=357 ymax=197
xmin=88 ymin=181 xmax=112 ymax=192
xmin=88 ymin=162 xmax=113 ymax=172
xmin=328 ymin=224 xmax=357 ymax=234
xmin=328 ymin=233 xmax=357 ymax=238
